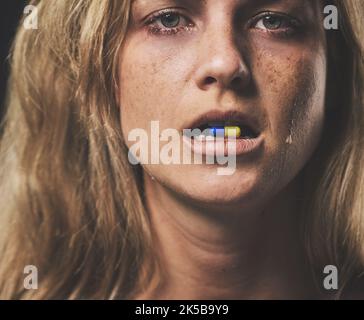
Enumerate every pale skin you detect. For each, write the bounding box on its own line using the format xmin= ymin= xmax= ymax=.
xmin=119 ymin=0 xmax=330 ymax=299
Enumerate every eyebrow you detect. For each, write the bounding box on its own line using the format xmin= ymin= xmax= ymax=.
xmin=132 ymin=0 xmax=315 ymax=9
xmin=131 ymin=0 xmax=207 ymax=4
xmin=132 ymin=0 xmax=319 ymax=22
xmin=132 ymin=0 xmax=295 ymax=4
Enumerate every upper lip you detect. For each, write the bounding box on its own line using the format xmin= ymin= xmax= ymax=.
xmin=183 ymin=110 xmax=263 ymax=136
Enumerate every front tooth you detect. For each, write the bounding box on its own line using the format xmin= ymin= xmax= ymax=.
xmin=195 ymin=134 xmax=215 ymax=141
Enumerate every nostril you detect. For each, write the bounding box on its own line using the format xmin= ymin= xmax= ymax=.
xmin=204 ymin=77 xmax=216 ymax=85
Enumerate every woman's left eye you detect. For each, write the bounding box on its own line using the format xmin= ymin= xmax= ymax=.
xmin=253 ymin=14 xmax=299 ymax=33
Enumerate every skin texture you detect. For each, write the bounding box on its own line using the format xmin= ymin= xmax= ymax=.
xmin=119 ymin=0 xmax=329 ymax=299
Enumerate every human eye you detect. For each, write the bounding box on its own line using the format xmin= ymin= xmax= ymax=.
xmin=249 ymin=12 xmax=302 ymax=37
xmin=145 ymin=8 xmax=194 ymax=36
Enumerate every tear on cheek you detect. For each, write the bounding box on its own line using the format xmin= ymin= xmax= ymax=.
xmin=283 ymin=63 xmax=324 ymax=147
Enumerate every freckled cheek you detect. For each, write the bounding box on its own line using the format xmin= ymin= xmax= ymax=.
xmin=252 ymin=53 xmax=321 ymax=141
xmin=119 ymin=50 xmax=182 ymax=135
xmin=120 ymin=48 xmax=193 ymax=135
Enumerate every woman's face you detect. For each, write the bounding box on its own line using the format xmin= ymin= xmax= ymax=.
xmin=119 ymin=0 xmax=327 ymax=209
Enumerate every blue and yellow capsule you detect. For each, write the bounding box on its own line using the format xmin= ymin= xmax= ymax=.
xmin=203 ymin=126 xmax=241 ymax=138
xmin=207 ymin=126 xmax=241 ymax=138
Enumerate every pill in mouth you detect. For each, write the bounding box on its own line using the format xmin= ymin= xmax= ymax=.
xmin=186 ymin=122 xmax=258 ymax=140
xmin=202 ymin=126 xmax=241 ymax=138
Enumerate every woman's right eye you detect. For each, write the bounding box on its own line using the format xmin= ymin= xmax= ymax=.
xmin=160 ymin=12 xmax=181 ymax=28
xmin=146 ymin=10 xmax=194 ymax=35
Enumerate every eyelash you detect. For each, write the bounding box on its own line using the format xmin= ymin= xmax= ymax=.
xmin=145 ymin=9 xmax=302 ymax=37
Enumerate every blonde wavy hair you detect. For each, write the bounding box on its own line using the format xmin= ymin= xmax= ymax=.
xmin=0 ymin=0 xmax=363 ymax=299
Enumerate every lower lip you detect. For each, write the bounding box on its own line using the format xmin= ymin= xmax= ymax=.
xmin=182 ymin=134 xmax=264 ymax=157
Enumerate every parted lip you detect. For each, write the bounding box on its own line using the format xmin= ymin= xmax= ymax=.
xmin=183 ymin=109 xmax=263 ymax=137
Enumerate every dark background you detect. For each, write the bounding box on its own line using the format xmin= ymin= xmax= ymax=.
xmin=0 ymin=1 xmax=27 ymax=121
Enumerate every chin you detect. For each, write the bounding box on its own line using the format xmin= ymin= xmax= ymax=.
xmin=175 ymin=171 xmax=262 ymax=206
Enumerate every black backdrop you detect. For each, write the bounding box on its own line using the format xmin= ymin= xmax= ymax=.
xmin=0 ymin=1 xmax=27 ymax=121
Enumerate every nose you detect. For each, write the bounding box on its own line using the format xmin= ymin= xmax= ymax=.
xmin=194 ymin=27 xmax=250 ymax=92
